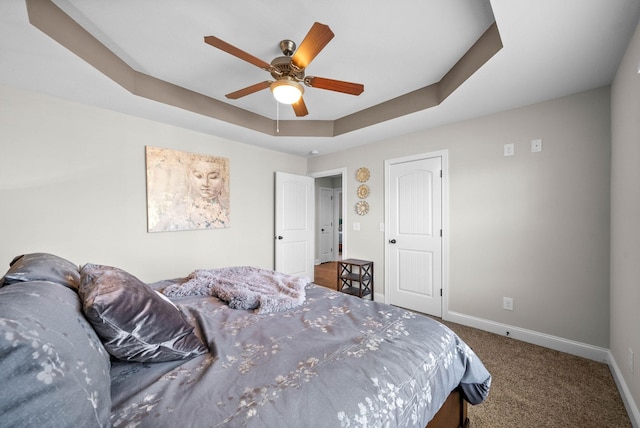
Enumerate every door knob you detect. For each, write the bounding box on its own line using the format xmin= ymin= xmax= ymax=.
xmin=277 ymin=236 xmax=283 ymax=240
xmin=389 ymin=239 xmax=396 ymax=244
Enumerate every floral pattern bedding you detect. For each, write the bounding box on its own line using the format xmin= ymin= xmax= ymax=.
xmin=110 ymin=282 xmax=491 ymax=428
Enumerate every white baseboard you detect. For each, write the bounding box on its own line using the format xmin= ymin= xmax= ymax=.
xmin=445 ymin=311 xmax=639 ymax=426
xmin=608 ymin=351 xmax=640 ymax=428
xmin=444 ymin=311 xmax=609 ymax=363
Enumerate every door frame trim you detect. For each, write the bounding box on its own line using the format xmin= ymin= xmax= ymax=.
xmin=333 ymin=187 xmax=342 ymax=261
xmin=309 ymin=167 xmax=348 ymax=262
xmin=383 ymin=150 xmax=449 ymax=318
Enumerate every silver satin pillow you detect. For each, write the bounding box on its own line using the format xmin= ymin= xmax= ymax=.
xmin=0 ymin=253 xmax=80 ymax=290
xmin=79 ymin=263 xmax=208 ymax=362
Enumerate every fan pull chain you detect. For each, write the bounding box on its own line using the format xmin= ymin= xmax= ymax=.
xmin=276 ymin=100 xmax=280 ymax=133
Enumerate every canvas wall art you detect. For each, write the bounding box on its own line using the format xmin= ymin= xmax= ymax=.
xmin=146 ymin=146 xmax=230 ymax=232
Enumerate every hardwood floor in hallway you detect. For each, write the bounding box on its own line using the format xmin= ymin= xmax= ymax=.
xmin=313 ymin=261 xmax=338 ymax=290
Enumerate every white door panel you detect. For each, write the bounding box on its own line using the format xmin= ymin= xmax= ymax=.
xmin=398 ymin=250 xmax=433 ymax=295
xmin=275 ymin=172 xmax=314 ymax=280
xmin=387 ymin=156 xmax=442 ymax=316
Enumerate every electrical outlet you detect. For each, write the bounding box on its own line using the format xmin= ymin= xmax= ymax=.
xmin=531 ymin=139 xmax=543 ymax=152
xmin=629 ymin=348 xmax=634 ymax=373
xmin=503 ymin=297 xmax=513 ymax=311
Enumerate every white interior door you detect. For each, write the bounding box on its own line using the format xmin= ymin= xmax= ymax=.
xmin=318 ymin=187 xmax=334 ymax=263
xmin=275 ymin=172 xmax=314 ymax=280
xmin=386 ymin=155 xmax=443 ymax=316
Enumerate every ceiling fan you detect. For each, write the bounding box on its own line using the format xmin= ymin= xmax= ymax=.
xmin=204 ymin=22 xmax=364 ymax=117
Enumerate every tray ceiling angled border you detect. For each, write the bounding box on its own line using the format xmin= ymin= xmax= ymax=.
xmin=26 ymin=0 xmax=502 ymax=138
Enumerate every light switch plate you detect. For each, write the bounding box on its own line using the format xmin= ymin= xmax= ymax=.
xmin=504 ymin=143 xmax=515 ymax=156
xmin=353 ymin=222 xmax=360 ymax=231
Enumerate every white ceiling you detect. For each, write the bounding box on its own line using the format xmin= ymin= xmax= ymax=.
xmin=1 ymin=0 xmax=639 ymax=157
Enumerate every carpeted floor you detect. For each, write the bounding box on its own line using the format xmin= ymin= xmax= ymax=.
xmin=314 ymin=262 xmax=632 ymax=427
xmin=439 ymin=319 xmax=632 ymax=428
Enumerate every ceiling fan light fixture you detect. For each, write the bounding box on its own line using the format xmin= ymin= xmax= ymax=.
xmin=271 ymin=79 xmax=304 ymax=104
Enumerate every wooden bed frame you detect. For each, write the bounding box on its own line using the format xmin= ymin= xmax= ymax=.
xmin=426 ymin=387 xmax=469 ymax=428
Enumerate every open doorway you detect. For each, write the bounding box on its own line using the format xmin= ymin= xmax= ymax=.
xmin=310 ymin=168 xmax=346 ymax=289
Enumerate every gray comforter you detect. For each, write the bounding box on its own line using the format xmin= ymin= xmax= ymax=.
xmin=110 ymin=282 xmax=490 ymax=427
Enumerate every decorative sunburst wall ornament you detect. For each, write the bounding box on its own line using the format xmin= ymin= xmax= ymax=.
xmin=355 ymin=200 xmax=369 ymax=216
xmin=355 ymin=167 xmax=370 ymax=215
xmin=356 ymin=167 xmax=370 ymax=182
xmin=357 ymin=184 xmax=370 ymax=199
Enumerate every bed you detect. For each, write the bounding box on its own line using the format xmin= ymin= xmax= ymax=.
xmin=0 ymin=253 xmax=491 ymax=427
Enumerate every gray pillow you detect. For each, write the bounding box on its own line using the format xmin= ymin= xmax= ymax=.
xmin=0 ymin=252 xmax=80 ymax=290
xmin=79 ymin=263 xmax=208 ymax=362
xmin=0 ymin=281 xmax=111 ymax=427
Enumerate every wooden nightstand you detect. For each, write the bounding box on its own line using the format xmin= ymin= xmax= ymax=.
xmin=337 ymin=259 xmax=373 ymax=300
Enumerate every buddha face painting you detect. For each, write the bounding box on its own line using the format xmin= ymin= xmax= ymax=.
xmin=188 ymin=159 xmax=224 ymax=201
xmin=146 ymin=146 xmax=230 ymax=232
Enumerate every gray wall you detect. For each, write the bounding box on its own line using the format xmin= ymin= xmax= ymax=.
xmin=611 ymin=18 xmax=640 ymax=419
xmin=0 ymin=84 xmax=307 ymax=283
xmin=309 ymin=86 xmax=612 ymax=349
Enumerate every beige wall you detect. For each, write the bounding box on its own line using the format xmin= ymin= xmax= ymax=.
xmin=0 ymin=82 xmax=613 ymax=349
xmin=611 ymin=18 xmax=640 ymax=419
xmin=0 ymin=85 xmax=306 ymax=282
xmin=1 ymin=57 xmax=636 ymax=418
xmin=309 ymin=86 xmax=612 ymax=348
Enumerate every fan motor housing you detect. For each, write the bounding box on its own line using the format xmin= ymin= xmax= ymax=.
xmin=270 ymin=56 xmax=305 ymax=81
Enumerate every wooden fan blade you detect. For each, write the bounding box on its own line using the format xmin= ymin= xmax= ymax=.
xmin=291 ymin=22 xmax=334 ymax=70
xmin=225 ymin=81 xmax=271 ymax=99
xmin=292 ymin=97 xmax=309 ymax=117
xmin=204 ymin=36 xmax=271 ymax=70
xmin=305 ymin=76 xmax=364 ymax=95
